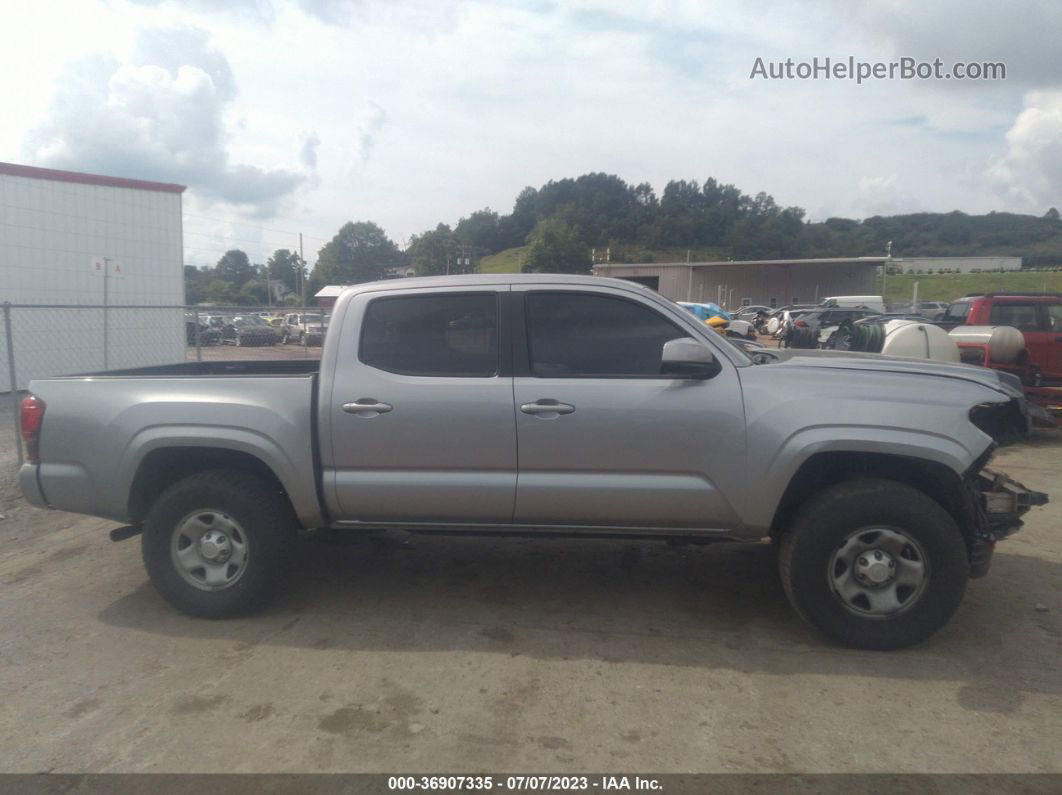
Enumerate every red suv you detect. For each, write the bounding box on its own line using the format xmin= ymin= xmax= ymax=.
xmin=939 ymin=293 xmax=1062 ymax=384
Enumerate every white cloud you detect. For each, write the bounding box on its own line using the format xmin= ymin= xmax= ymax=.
xmin=23 ymin=25 xmax=312 ymax=216
xmin=990 ymin=90 xmax=1062 ymax=210
xmin=8 ymin=0 xmax=1062 ymax=259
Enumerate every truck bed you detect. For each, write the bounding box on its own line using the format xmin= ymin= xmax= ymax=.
xmin=23 ymin=365 xmax=324 ymax=528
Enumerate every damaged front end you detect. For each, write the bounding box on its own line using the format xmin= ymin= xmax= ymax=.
xmin=962 ymin=452 xmax=1049 ymax=577
xmin=968 ymin=371 xmax=1056 ymax=443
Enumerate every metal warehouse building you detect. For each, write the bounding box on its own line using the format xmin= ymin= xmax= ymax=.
xmin=1 ymin=162 xmax=186 ymax=390
xmin=594 ymin=257 xmax=886 ymax=310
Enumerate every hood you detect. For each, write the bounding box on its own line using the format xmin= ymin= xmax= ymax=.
xmin=766 ymin=348 xmax=1018 ymax=398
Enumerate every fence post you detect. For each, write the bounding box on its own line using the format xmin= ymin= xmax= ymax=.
xmin=193 ymin=308 xmax=202 ymax=362
xmin=4 ymin=302 xmax=24 ymax=466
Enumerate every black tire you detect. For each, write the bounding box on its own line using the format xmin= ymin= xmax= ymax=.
xmin=778 ymin=479 xmax=969 ymax=650
xmin=142 ymin=469 xmax=296 ymax=618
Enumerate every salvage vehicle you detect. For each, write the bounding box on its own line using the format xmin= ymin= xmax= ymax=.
xmin=937 ymin=293 xmax=1062 ymax=384
xmin=18 ymin=275 xmax=1048 ymax=650
xmin=786 ymin=307 xmax=878 ymax=349
xmin=184 ymin=317 xmax=222 ymax=347
xmin=282 ymin=313 xmax=328 ymax=345
xmin=822 ymin=295 xmax=887 ymax=313
xmin=224 ymin=316 xmax=277 ymax=347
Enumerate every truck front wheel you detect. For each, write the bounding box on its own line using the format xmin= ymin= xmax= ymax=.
xmin=142 ymin=469 xmax=296 ymax=618
xmin=778 ymin=479 xmax=969 ymax=650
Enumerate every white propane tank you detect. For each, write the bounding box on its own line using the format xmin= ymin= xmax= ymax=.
xmin=880 ymin=320 xmax=961 ymax=362
xmin=949 ymin=325 xmax=1026 ymax=365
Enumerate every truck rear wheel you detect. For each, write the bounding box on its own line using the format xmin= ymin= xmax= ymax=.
xmin=778 ymin=479 xmax=969 ymax=650
xmin=142 ymin=469 xmax=295 ymax=618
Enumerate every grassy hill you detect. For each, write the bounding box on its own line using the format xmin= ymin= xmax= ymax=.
xmin=877 ymin=271 xmax=1062 ymax=304
xmin=477 ymin=247 xmax=527 ymax=273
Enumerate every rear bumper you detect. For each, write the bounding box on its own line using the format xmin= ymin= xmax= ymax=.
xmin=17 ymin=464 xmax=48 ymax=509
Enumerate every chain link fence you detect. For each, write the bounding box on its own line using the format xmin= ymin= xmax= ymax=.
xmin=2 ymin=303 xmax=327 ymax=464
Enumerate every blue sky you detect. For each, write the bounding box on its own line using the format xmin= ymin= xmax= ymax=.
xmin=3 ymin=0 xmax=1060 ymax=268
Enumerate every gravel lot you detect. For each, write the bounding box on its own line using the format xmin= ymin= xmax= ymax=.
xmin=0 ymin=398 xmax=1058 ymax=774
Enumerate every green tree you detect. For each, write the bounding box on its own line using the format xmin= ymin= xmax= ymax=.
xmin=455 ymin=208 xmax=501 ymax=253
xmin=205 ymin=279 xmax=237 ymax=304
xmin=408 ymin=223 xmax=460 ymax=275
xmin=266 ymin=249 xmax=302 ymax=296
xmin=184 ymin=265 xmax=209 ymax=304
xmin=522 ymin=219 xmax=592 ymax=273
xmin=237 ymin=279 xmax=268 ymax=305
xmin=313 ymin=221 xmax=401 ymax=285
xmin=215 ymin=249 xmax=255 ymax=288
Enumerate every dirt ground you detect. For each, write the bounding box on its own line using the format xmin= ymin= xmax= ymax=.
xmin=0 ymin=401 xmax=1058 ymax=774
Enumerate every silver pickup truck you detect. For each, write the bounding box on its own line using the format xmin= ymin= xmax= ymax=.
xmin=18 ymin=275 xmax=1048 ymax=649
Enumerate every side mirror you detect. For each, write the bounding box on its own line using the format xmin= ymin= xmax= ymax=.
xmin=661 ymin=337 xmax=720 ymax=379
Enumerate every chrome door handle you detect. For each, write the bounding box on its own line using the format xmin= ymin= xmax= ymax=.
xmin=520 ymin=399 xmax=575 ymax=417
xmin=342 ymin=399 xmax=393 ymax=416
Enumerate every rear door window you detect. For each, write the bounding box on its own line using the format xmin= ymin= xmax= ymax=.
xmin=360 ymin=293 xmax=498 ymax=377
xmin=989 ymin=303 xmax=1043 ymax=331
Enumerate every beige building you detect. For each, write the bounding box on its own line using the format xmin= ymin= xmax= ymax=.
xmin=889 ymin=256 xmax=1021 ymax=273
xmin=594 ymin=257 xmax=886 ymax=310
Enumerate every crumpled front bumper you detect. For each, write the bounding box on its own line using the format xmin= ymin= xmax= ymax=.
xmin=965 ymin=467 xmax=1049 ymax=577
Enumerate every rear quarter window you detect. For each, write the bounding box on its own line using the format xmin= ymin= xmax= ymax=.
xmin=988 ymin=303 xmax=1042 ymax=331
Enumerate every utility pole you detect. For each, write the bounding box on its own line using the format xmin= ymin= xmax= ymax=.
xmin=884 ymin=240 xmax=892 ymax=305
xmin=299 ymin=233 xmax=306 ymax=307
xmin=102 ymin=257 xmax=111 ymax=370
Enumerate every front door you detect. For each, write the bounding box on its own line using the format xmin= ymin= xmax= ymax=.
xmin=511 ymin=287 xmax=746 ymax=530
xmin=325 ymin=287 xmax=517 ymax=524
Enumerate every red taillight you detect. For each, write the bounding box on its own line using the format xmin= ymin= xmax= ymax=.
xmin=20 ymin=394 xmax=45 ymax=464
xmin=795 ymin=319 xmax=807 ymax=327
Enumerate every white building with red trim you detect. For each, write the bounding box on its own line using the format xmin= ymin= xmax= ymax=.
xmin=1 ymin=162 xmax=186 ymax=390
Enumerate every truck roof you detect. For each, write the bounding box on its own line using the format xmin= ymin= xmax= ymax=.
xmin=332 ymin=273 xmax=650 ymax=296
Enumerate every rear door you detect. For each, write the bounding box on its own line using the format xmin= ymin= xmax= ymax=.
xmin=510 ymin=286 xmax=746 ymax=529
xmin=1042 ymin=302 xmax=1062 ymax=380
xmin=326 ymin=286 xmax=517 ymax=523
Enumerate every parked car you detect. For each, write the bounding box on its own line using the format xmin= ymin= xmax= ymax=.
xmin=677 ymin=301 xmax=731 ymax=323
xmin=899 ymin=301 xmax=949 ymax=320
xmin=224 ymin=316 xmax=277 ymax=347
xmin=787 ymin=307 xmax=878 ymax=348
xmin=937 ymin=293 xmax=1062 ymax=384
xmin=17 ymin=274 xmax=1048 ymax=650
xmin=765 ymin=304 xmax=817 ymax=337
xmin=735 ymin=305 xmax=773 ymax=331
xmin=282 ymin=313 xmax=328 ymax=345
xmin=184 ymin=318 xmax=222 ymax=346
xmin=822 ymin=295 xmax=887 ymax=314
